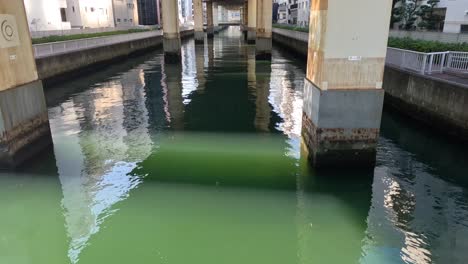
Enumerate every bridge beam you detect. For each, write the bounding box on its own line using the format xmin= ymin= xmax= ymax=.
xmin=255 ymin=0 xmax=272 ymax=60
xmin=162 ymin=0 xmax=181 ymax=63
xmin=301 ymin=0 xmax=392 ymax=167
xmin=247 ymin=0 xmax=256 ymax=44
xmin=194 ymin=0 xmax=204 ymax=44
xmin=206 ymin=1 xmax=214 ymax=38
xmin=0 ymin=1 xmax=52 ymax=167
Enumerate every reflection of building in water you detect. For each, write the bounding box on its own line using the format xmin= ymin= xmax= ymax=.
xmin=48 ymin=67 xmax=153 ymax=263
xmin=363 ymin=142 xmax=468 ymax=264
xmin=160 ymin=60 xmax=185 ymax=130
xmin=269 ymin=54 xmax=304 ymax=138
xmin=180 ymin=40 xmax=198 ymax=104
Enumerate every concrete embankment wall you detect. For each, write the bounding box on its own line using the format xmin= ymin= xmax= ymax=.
xmin=383 ymin=67 xmax=468 ymax=139
xmin=272 ymin=28 xmax=308 ymax=57
xmin=36 ymin=30 xmax=194 ymax=83
xmin=272 ymin=28 xmax=468 ymax=140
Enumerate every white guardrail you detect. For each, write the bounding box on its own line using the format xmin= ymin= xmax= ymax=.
xmin=386 ymin=47 xmax=468 ymax=75
xmin=33 ymin=30 xmax=162 ymax=58
xmin=33 ymin=26 xmax=193 ymax=58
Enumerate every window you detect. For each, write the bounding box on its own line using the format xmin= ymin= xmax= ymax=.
xmin=461 ymin=25 xmax=468 ymax=33
xmin=129 ymin=19 xmax=133 ymax=22
xmin=91 ymin=7 xmax=95 ymax=12
xmin=60 ymin=8 xmax=67 ymax=22
xmin=85 ymin=7 xmax=87 ymax=12
xmin=117 ymin=18 xmax=121 ymax=22
xmin=124 ymin=19 xmax=127 ymax=22
xmin=72 ymin=6 xmax=75 ymax=12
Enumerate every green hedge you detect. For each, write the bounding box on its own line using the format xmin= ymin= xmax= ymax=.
xmin=388 ymin=37 xmax=468 ymax=52
xmin=273 ymin=24 xmax=309 ymax=33
xmin=32 ymin=29 xmax=151 ymax=44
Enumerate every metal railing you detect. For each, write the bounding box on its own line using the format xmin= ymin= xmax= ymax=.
xmin=446 ymin=52 xmax=468 ymax=73
xmin=33 ymin=26 xmax=194 ymax=58
xmin=33 ymin=30 xmax=163 ymax=58
xmin=386 ymin=47 xmax=468 ymax=75
xmin=30 ymin=25 xmax=158 ymax=38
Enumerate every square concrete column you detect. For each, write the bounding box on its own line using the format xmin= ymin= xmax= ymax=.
xmin=242 ymin=1 xmax=248 ymax=40
xmin=255 ymin=0 xmax=272 ymax=60
xmin=213 ymin=2 xmax=219 ymax=33
xmin=301 ymin=0 xmax=392 ymax=167
xmin=206 ymin=1 xmax=214 ymax=38
xmin=162 ymin=0 xmax=181 ymax=63
xmin=0 ymin=1 xmax=52 ymax=167
xmin=194 ymin=0 xmax=204 ymax=44
xmin=247 ymin=0 xmax=257 ymax=44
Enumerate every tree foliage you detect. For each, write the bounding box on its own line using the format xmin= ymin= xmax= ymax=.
xmin=391 ymin=0 xmax=442 ymax=30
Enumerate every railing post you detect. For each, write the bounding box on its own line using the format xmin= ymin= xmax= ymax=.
xmin=428 ymin=54 xmax=434 ymax=74
xmin=447 ymin=52 xmax=453 ymax=70
xmin=421 ymin=54 xmax=427 ymax=74
xmin=441 ymin=52 xmax=447 ymax=73
xmin=402 ymin=51 xmax=406 ymax=70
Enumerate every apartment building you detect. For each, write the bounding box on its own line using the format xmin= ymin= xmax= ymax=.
xmin=137 ymin=0 xmax=161 ymax=25
xmin=436 ymin=0 xmax=468 ymax=33
xmin=297 ymin=0 xmax=309 ymax=27
xmin=113 ymin=0 xmax=139 ymax=27
xmin=65 ymin=0 xmax=114 ymax=28
xmin=24 ymin=0 xmax=71 ymax=31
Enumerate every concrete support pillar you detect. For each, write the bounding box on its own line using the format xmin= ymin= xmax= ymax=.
xmin=162 ymin=0 xmax=181 ymax=63
xmin=193 ymin=0 xmax=204 ymax=44
xmin=247 ymin=0 xmax=257 ymax=44
xmin=242 ymin=1 xmax=248 ymax=40
xmin=0 ymin=1 xmax=52 ymax=167
xmin=301 ymin=0 xmax=392 ymax=167
xmin=255 ymin=0 xmax=272 ymax=60
xmin=213 ymin=2 xmax=219 ymax=33
xmin=206 ymin=1 xmax=214 ymax=38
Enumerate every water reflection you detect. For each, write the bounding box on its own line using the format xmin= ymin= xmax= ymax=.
xmin=361 ymin=112 xmax=468 ymax=264
xmin=0 ymin=27 xmax=467 ymax=264
xmin=48 ymin=66 xmax=152 ymax=263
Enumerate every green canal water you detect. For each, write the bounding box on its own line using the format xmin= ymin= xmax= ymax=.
xmin=1 ymin=27 xmax=468 ymax=264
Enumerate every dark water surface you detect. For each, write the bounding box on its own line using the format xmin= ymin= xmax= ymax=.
xmin=1 ymin=27 xmax=468 ymax=264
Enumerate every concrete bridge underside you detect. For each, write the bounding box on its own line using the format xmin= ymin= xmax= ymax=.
xmin=0 ymin=0 xmax=394 ymax=168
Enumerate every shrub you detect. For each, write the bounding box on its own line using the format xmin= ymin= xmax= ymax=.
xmin=273 ymin=24 xmax=309 ymax=33
xmin=32 ymin=29 xmax=150 ymax=44
xmin=388 ymin=37 xmax=468 ymax=52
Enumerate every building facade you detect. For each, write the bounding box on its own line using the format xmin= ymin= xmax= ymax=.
xmin=436 ymin=0 xmax=468 ymax=33
xmin=137 ymin=0 xmax=161 ymax=25
xmin=297 ymin=0 xmax=309 ymax=27
xmin=276 ymin=0 xmax=289 ymax=24
xmin=65 ymin=0 xmax=114 ymax=28
xmin=24 ymin=0 xmax=71 ymax=31
xmin=112 ymin=0 xmax=139 ymax=27
xmin=178 ymin=0 xmax=193 ymax=24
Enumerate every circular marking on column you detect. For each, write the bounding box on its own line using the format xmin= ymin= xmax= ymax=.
xmin=1 ymin=20 xmax=15 ymax=41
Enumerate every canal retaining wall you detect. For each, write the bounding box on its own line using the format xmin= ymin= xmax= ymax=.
xmin=36 ymin=30 xmax=194 ymax=84
xmin=272 ymin=27 xmax=468 ymax=140
xmin=272 ymin=28 xmax=308 ymax=57
xmin=383 ymin=67 xmax=468 ymax=140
